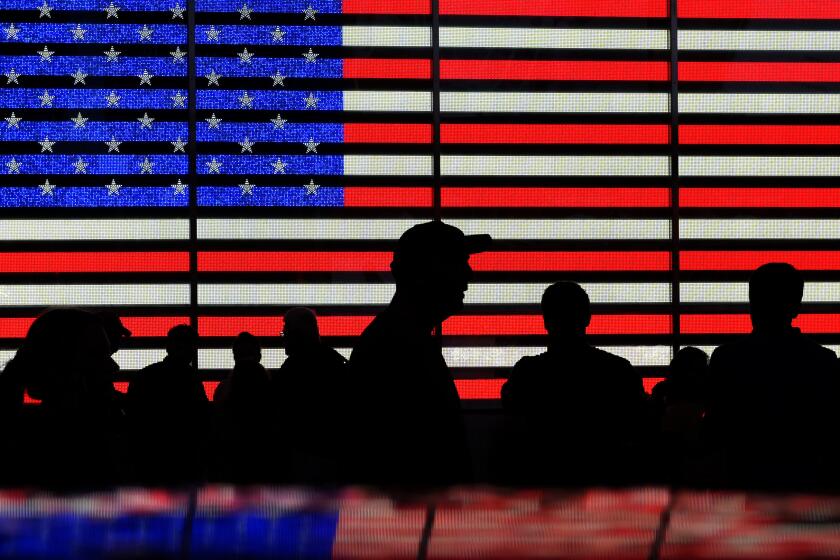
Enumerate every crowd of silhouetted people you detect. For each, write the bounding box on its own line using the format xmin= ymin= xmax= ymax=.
xmin=1 ymin=221 xmax=839 ymax=492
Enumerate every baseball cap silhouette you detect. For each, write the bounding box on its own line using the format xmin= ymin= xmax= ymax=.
xmin=391 ymin=221 xmax=492 ymax=273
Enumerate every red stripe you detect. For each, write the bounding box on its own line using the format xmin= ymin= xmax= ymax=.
xmin=344 ymin=187 xmax=433 ymax=207
xmin=441 ymin=124 xmax=670 ymax=145
xmin=680 ymin=188 xmax=840 ymax=208
xmin=470 ymin=252 xmax=671 ymax=272
xmin=439 ymin=0 xmax=667 ymax=17
xmin=344 ymin=124 xmax=432 ymax=144
xmin=199 ymin=316 xmax=375 ymax=337
xmin=0 ymin=252 xmax=189 ymax=273
xmin=644 ymin=378 xmax=664 ymax=394
xmin=681 ymin=125 xmax=840 ymax=145
xmin=344 ymin=59 xmax=430 ymax=79
xmin=683 ymin=314 xmax=840 ymax=334
xmin=441 ymin=60 xmax=669 ymax=81
xmin=682 ymin=251 xmax=840 ymax=271
xmin=679 ymin=0 xmax=840 ymax=19
xmin=342 ymin=0 xmax=430 ymax=14
xmin=454 ymin=377 xmax=664 ymax=400
xmin=0 ymin=317 xmax=187 ymax=338
xmin=441 ymin=187 xmax=670 ymax=208
xmin=203 ymin=381 xmax=219 ymax=401
xmin=443 ymin=314 xmax=672 ymax=336
xmin=680 ymin=62 xmax=840 ymax=82
xmin=198 ymin=251 xmax=670 ymax=272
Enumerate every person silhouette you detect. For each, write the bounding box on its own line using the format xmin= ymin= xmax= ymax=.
xmin=213 ymin=332 xmax=273 ymax=483
xmin=272 ymin=307 xmax=348 ymax=485
xmin=0 ymin=308 xmax=123 ymax=487
xmin=348 ymin=221 xmax=491 ymax=486
xmin=705 ymin=263 xmax=840 ymax=489
xmin=500 ymin=281 xmax=646 ymax=486
xmin=126 ymin=324 xmax=209 ymax=485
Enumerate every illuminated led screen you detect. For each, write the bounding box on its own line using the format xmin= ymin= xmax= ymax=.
xmin=2 ymin=0 xmax=840 ymax=400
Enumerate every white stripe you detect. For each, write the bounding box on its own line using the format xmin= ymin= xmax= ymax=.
xmin=442 ymin=92 xmax=669 ymax=113
xmin=681 ymin=282 xmax=840 ymax=304
xmin=0 ymin=220 xmax=189 ymax=241
xmin=344 ymin=155 xmax=432 ymax=176
xmin=680 ymin=30 xmax=840 ymax=51
xmin=682 ymin=219 xmax=840 ymax=240
xmin=451 ymin=219 xmax=671 ymax=240
xmin=343 ymin=91 xmax=431 ymax=112
xmin=197 ymin=219 xmax=669 ymax=241
xmin=442 ymin=156 xmax=670 ymax=176
xmin=441 ymin=27 xmax=668 ymax=49
xmin=198 ymin=348 xmax=351 ymax=370
xmin=0 ymin=284 xmax=189 ymax=307
xmin=684 ymin=345 xmax=840 ymax=359
xmin=114 ymin=349 xmax=166 ymax=371
xmin=441 ymin=346 xmax=671 ymax=368
xmin=680 ymin=93 xmax=840 ymax=114
xmin=680 ymin=157 xmax=840 ymax=177
xmin=342 ymin=26 xmax=430 ymax=47
xmin=198 ymin=282 xmax=671 ymax=306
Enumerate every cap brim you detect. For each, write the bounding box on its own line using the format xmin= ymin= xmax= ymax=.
xmin=464 ymin=233 xmax=492 ymax=254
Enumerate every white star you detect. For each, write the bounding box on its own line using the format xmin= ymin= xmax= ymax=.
xmin=106 ymin=179 xmax=122 ymax=195
xmin=39 ymin=136 xmax=55 ymax=152
xmin=137 ymin=112 xmax=154 ymax=129
xmin=37 ymin=45 xmax=54 ymax=62
xmin=104 ymin=2 xmax=120 ymax=19
xmin=104 ymin=90 xmax=121 ymax=107
xmin=205 ymin=157 xmax=222 ymax=174
xmin=238 ymin=2 xmax=253 ymax=19
xmin=71 ymin=68 xmax=87 ymax=84
xmin=138 ymin=24 xmax=153 ymax=41
xmin=239 ymin=137 xmax=254 ymax=153
xmin=170 ymin=46 xmax=186 ymax=63
xmin=205 ymin=112 xmax=222 ymax=129
xmin=104 ymin=46 xmax=121 ymax=62
xmin=205 ymin=69 xmax=221 ymax=86
xmin=38 ymin=89 xmax=55 ymax=107
xmin=70 ymin=24 xmax=87 ymax=40
xmin=238 ymin=91 xmax=254 ymax=108
xmin=303 ymin=4 xmax=318 ymax=20
xmin=104 ymin=136 xmax=121 ymax=152
xmin=304 ymin=179 xmax=319 ymax=195
xmin=271 ymin=27 xmax=285 ymax=42
xmin=39 ymin=179 xmax=55 ymax=195
xmin=138 ymin=69 xmax=153 ymax=85
xmin=171 ymin=137 xmax=186 ymax=152
xmin=270 ymin=113 xmax=287 ymax=129
xmin=170 ymin=3 xmax=185 ymax=19
xmin=302 ymin=47 xmax=319 ymax=62
xmin=238 ymin=47 xmax=254 ymax=64
xmin=4 ymin=69 xmax=20 ymax=84
xmin=5 ymin=158 xmax=22 ymax=174
xmin=171 ymin=90 xmax=187 ymax=107
xmin=37 ymin=0 xmax=52 ymax=18
xmin=72 ymin=156 xmax=89 ymax=174
xmin=205 ymin=25 xmax=220 ymax=41
xmin=303 ymin=92 xmax=319 ymax=109
xmin=171 ymin=178 xmax=187 ymax=195
xmin=5 ymin=112 xmax=22 ymax=128
xmin=4 ymin=23 xmax=21 ymax=40
xmin=270 ymin=70 xmax=286 ymax=87
xmin=271 ymin=158 xmax=287 ymax=174
xmin=303 ymin=137 xmax=319 ymax=153
xmin=239 ymin=178 xmax=254 ymax=195
xmin=70 ymin=112 xmax=88 ymax=128
xmin=139 ymin=158 xmax=154 ymax=174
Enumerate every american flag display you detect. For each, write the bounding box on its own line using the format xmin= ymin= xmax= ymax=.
xmin=1 ymin=0 xmax=839 ymax=401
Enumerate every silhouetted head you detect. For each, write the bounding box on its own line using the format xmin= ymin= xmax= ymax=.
xmin=749 ymin=263 xmax=804 ymax=332
xmin=541 ymin=282 xmax=591 ymax=339
xmin=667 ymin=346 xmax=709 ymax=402
xmin=95 ymin=311 xmax=131 ymax=355
xmin=165 ymin=324 xmax=198 ymax=366
xmin=283 ymin=307 xmax=320 ymax=357
xmin=390 ymin=221 xmax=491 ymax=325
xmin=11 ymin=308 xmax=111 ymax=402
xmin=233 ymin=331 xmax=261 ymax=364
